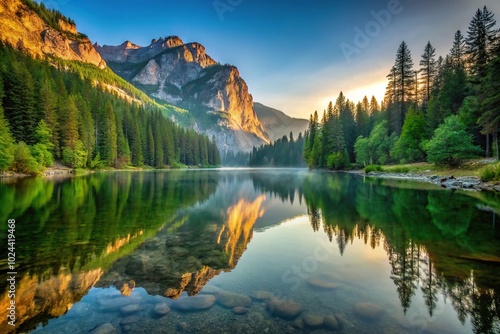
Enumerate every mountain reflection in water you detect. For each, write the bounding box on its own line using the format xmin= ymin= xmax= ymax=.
xmin=0 ymin=169 xmax=498 ymax=333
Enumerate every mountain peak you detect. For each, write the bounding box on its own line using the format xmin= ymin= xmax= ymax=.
xmin=150 ymin=36 xmax=184 ymax=48
xmin=120 ymin=40 xmax=141 ymax=49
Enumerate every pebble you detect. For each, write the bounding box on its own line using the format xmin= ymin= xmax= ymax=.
xmin=250 ymin=290 xmax=274 ymax=301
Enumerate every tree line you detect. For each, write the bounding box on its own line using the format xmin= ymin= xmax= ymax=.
xmin=305 ymin=6 xmax=500 ymax=169
xmin=249 ymin=132 xmax=306 ymax=167
xmin=0 ymin=43 xmax=220 ymax=174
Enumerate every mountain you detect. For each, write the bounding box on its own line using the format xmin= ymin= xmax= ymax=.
xmin=0 ymin=0 xmax=105 ymax=68
xmin=254 ymin=102 xmax=309 ymax=142
xmin=96 ymin=36 xmax=270 ymax=152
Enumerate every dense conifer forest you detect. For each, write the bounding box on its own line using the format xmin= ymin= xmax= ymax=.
xmin=0 ymin=43 xmax=220 ymax=174
xmin=304 ymin=6 xmax=500 ymax=170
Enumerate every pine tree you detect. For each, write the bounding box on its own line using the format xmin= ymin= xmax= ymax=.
xmin=466 ymin=6 xmax=497 ymax=82
xmin=419 ymin=41 xmax=437 ymax=107
xmin=450 ymin=30 xmax=466 ymax=68
xmin=99 ymin=101 xmax=117 ymax=166
xmin=392 ymin=41 xmax=415 ymax=134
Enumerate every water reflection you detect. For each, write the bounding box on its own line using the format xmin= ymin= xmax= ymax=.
xmin=0 ymin=170 xmax=498 ymax=333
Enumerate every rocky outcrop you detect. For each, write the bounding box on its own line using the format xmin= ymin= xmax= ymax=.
xmin=0 ymin=0 xmax=106 ymax=68
xmin=96 ymin=36 xmax=269 ymax=151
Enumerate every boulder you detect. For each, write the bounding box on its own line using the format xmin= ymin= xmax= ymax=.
xmin=307 ymin=277 xmax=337 ymax=289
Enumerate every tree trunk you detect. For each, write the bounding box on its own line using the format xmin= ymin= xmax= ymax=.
xmin=486 ymin=133 xmax=490 ymax=158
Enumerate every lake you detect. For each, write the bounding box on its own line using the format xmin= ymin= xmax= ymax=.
xmin=0 ymin=169 xmax=499 ymax=334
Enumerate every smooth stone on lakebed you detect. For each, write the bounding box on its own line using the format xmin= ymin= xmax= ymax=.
xmin=199 ymin=285 xmax=224 ymax=295
xmin=120 ymin=315 xmax=140 ymax=325
xmin=354 ymin=302 xmax=385 ymax=321
xmin=266 ymin=298 xmax=303 ymax=320
xmin=91 ymin=323 xmax=116 ymax=334
xmin=324 ymin=315 xmax=339 ymax=330
xmin=153 ymin=303 xmax=171 ymax=316
xmin=216 ymin=291 xmax=252 ymax=308
xmin=171 ymin=295 xmax=216 ymax=312
xmin=120 ymin=304 xmax=141 ymax=315
xmin=302 ymin=314 xmax=324 ymax=328
xmin=232 ymin=306 xmax=249 ymax=315
xmin=250 ymin=290 xmax=274 ymax=301
xmin=307 ymin=277 xmax=338 ymax=289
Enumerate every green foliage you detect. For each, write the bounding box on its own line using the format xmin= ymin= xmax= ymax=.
xmin=30 ymin=143 xmax=53 ymax=167
xmin=355 ymin=121 xmax=396 ymax=167
xmin=12 ymin=142 xmax=41 ymax=175
xmin=479 ymin=162 xmax=500 ymax=181
xmin=364 ymin=164 xmax=383 ymax=173
xmin=384 ymin=166 xmax=411 ymax=173
xmin=0 ymin=107 xmax=15 ymax=172
xmin=62 ymin=140 xmax=87 ymax=168
xmin=21 ymin=0 xmax=76 ymax=31
xmin=424 ymin=115 xmax=483 ymax=166
xmin=391 ymin=107 xmax=428 ymax=163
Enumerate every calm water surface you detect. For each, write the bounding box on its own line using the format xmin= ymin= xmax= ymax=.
xmin=0 ymin=169 xmax=499 ymax=334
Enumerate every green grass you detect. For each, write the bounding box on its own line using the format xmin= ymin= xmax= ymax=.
xmin=364 ymin=164 xmax=383 ymax=173
xmin=479 ymin=162 xmax=500 ymax=182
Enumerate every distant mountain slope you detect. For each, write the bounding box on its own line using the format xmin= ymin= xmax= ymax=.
xmin=254 ymin=102 xmax=308 ymax=142
xmin=96 ymin=36 xmax=270 ymax=152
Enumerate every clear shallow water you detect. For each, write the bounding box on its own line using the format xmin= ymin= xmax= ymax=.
xmin=0 ymin=169 xmax=499 ymax=333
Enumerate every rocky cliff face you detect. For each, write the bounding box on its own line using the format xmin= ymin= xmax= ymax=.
xmin=0 ymin=0 xmax=106 ymax=68
xmin=96 ymin=36 xmax=269 ymax=151
xmin=254 ymin=102 xmax=309 ymax=142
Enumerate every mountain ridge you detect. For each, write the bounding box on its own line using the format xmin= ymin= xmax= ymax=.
xmin=254 ymin=102 xmax=308 ymax=142
xmin=96 ymin=36 xmax=270 ymax=152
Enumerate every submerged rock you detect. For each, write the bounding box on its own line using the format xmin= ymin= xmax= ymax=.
xmin=171 ymin=295 xmax=216 ymax=312
xmin=353 ymin=302 xmax=385 ymax=321
xmin=120 ymin=304 xmax=141 ymax=315
xmin=250 ymin=290 xmax=274 ymax=301
xmin=307 ymin=277 xmax=338 ymax=289
xmin=302 ymin=314 xmax=324 ymax=328
xmin=266 ymin=298 xmax=303 ymax=320
xmin=153 ymin=303 xmax=171 ymax=316
xmin=216 ymin=291 xmax=253 ymax=308
xmin=232 ymin=306 xmax=249 ymax=315
xmin=324 ymin=315 xmax=339 ymax=330
xmin=120 ymin=315 xmax=140 ymax=325
xmin=91 ymin=323 xmax=116 ymax=334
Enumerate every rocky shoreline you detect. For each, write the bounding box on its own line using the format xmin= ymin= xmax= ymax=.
xmin=354 ymin=171 xmax=500 ymax=192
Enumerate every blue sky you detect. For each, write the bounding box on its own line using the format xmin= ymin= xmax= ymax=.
xmin=42 ymin=0 xmax=500 ymax=118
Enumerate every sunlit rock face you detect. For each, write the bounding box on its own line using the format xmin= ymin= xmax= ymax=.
xmin=0 ymin=0 xmax=106 ymax=68
xmin=96 ymin=37 xmax=269 ymax=151
xmin=96 ymin=194 xmax=266 ymax=299
xmin=0 ymin=269 xmax=103 ymax=333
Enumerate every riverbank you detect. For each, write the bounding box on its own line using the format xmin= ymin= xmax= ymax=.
xmin=350 ymin=160 xmax=500 ymax=192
